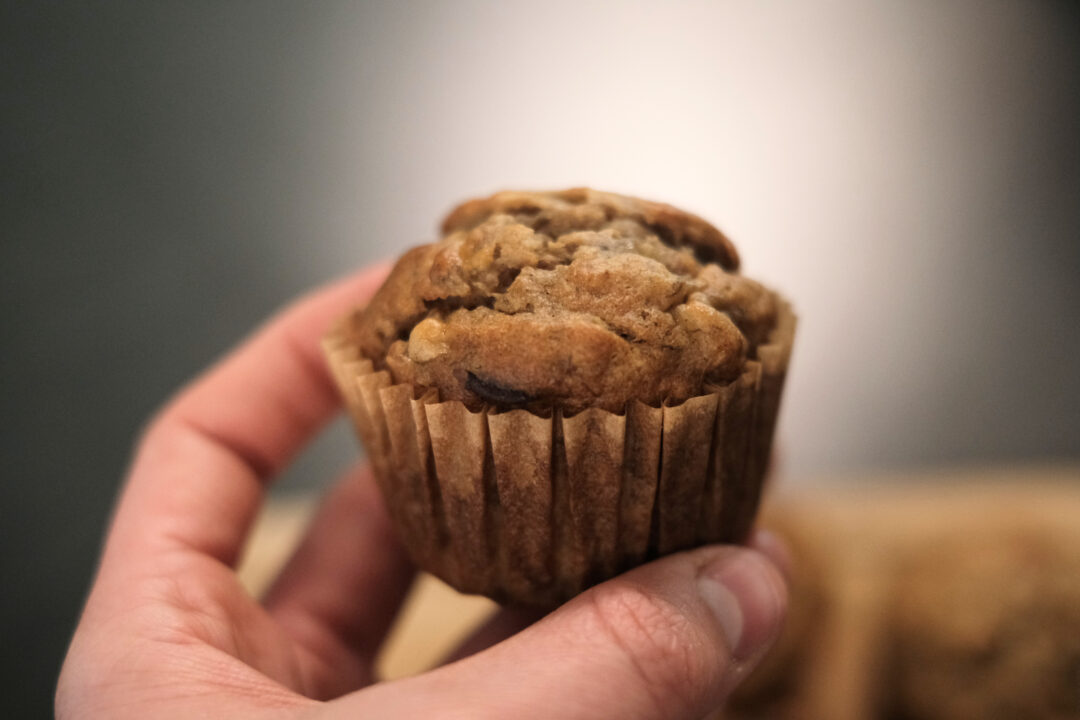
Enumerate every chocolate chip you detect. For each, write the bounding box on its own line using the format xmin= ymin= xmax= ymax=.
xmin=465 ymin=372 xmax=534 ymax=406
xmin=495 ymin=267 xmax=521 ymax=292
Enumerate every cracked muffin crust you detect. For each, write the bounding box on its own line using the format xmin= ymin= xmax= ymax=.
xmin=345 ymin=187 xmax=781 ymax=413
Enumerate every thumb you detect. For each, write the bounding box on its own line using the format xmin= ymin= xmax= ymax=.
xmin=327 ymin=545 xmax=787 ymax=720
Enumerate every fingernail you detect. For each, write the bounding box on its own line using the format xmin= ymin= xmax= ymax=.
xmin=749 ymin=528 xmax=792 ymax=581
xmin=697 ymin=551 xmax=785 ymax=661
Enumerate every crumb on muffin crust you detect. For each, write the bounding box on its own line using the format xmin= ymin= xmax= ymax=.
xmin=347 ymin=188 xmax=781 ymax=413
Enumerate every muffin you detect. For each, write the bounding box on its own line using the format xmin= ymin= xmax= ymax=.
xmin=324 ymin=188 xmax=795 ymax=605
xmin=886 ymin=528 xmax=1080 ymax=720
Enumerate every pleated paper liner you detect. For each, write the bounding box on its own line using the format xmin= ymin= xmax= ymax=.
xmin=323 ymin=300 xmax=795 ymax=606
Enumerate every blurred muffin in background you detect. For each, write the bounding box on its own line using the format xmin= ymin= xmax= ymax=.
xmin=887 ymin=527 xmax=1080 ymax=720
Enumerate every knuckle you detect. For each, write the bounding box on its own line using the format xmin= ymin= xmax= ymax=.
xmin=133 ymin=410 xmax=184 ymax=463
xmin=585 ymin=581 xmax=716 ymax=710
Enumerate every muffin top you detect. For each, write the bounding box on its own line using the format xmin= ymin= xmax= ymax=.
xmin=345 ymin=188 xmax=780 ymax=413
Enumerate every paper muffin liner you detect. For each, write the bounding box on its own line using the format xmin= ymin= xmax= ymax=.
xmin=323 ymin=301 xmax=796 ymax=606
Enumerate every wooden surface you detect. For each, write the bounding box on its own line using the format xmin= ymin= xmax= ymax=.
xmin=236 ymin=464 xmax=1079 ymax=686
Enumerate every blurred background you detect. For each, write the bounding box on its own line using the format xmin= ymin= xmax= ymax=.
xmin=3 ymin=1 xmax=1078 ymax=716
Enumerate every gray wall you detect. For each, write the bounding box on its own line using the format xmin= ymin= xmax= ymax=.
xmin=3 ymin=2 xmax=1078 ymax=716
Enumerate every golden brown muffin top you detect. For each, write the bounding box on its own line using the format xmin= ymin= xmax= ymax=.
xmin=347 ymin=188 xmax=780 ymax=413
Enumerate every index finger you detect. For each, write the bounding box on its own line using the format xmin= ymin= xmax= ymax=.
xmin=103 ymin=263 xmax=390 ymax=571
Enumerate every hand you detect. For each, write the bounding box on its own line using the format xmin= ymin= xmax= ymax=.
xmin=57 ymin=265 xmax=788 ymax=720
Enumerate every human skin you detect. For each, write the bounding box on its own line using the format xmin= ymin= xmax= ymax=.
xmin=56 ymin=264 xmax=788 ymax=720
